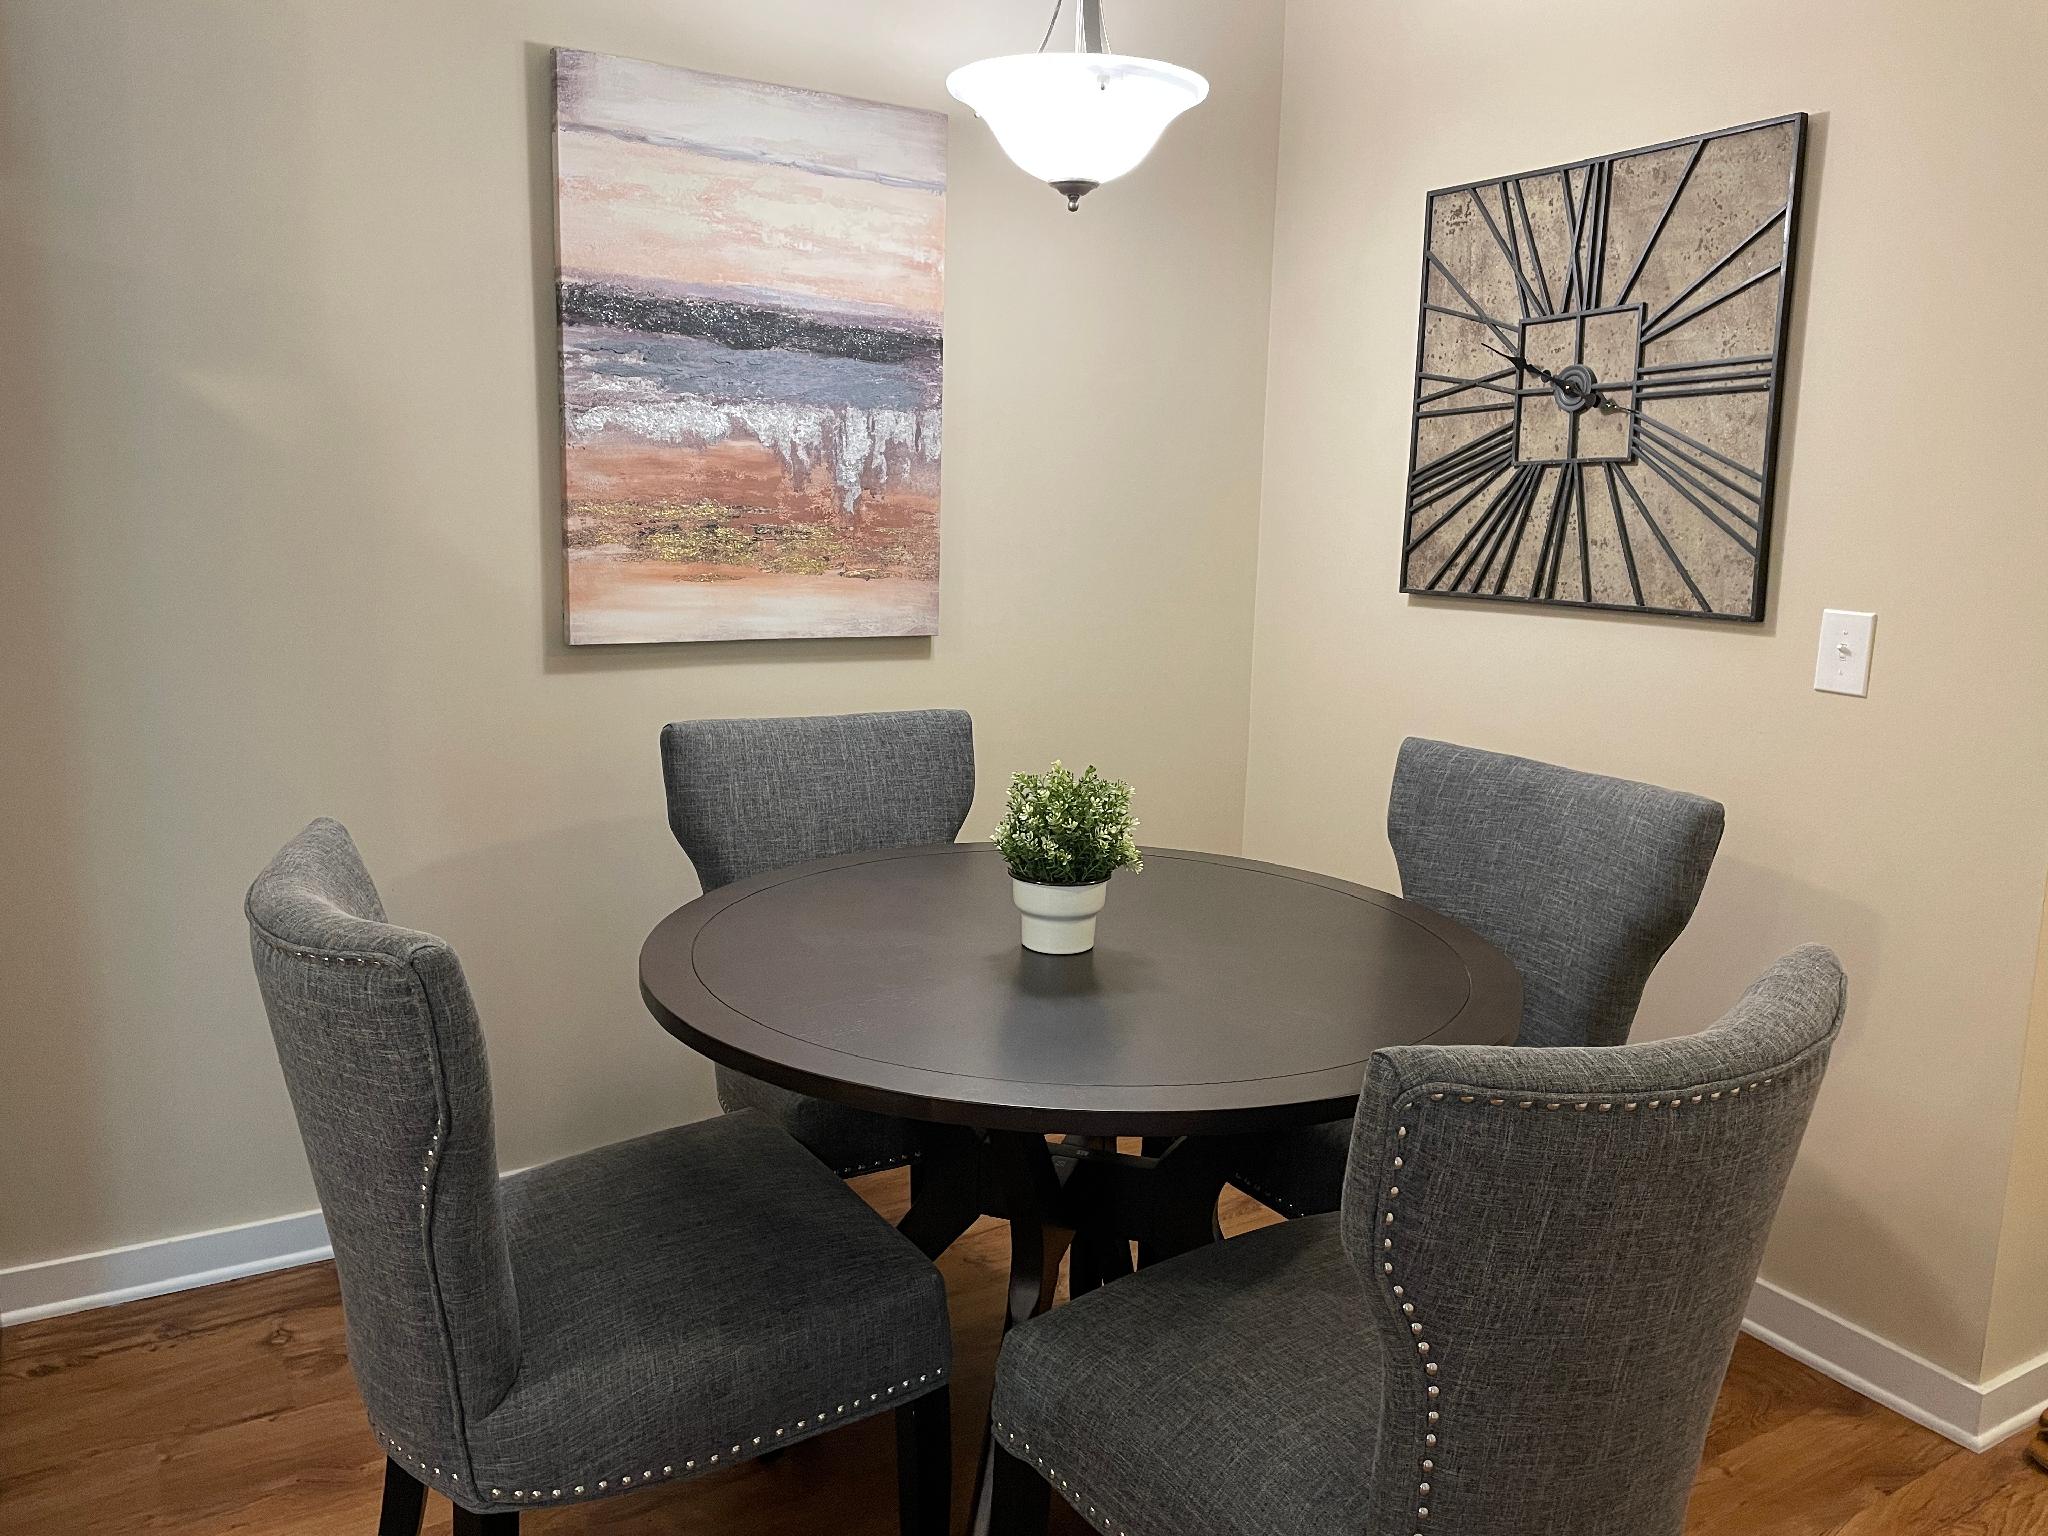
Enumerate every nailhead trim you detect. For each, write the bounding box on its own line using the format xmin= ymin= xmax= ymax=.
xmin=398 ymin=1366 xmax=944 ymax=1507
xmin=253 ymin=930 xmax=390 ymax=967
xmin=419 ymin=1123 xmax=441 ymax=1213
xmin=374 ymin=1432 xmax=460 ymax=1484
xmin=995 ymin=1420 xmax=1131 ymax=1536
xmin=1226 ymin=1167 xmax=1314 ymax=1220
xmin=836 ymin=1155 xmax=915 ymax=1175
xmin=1383 ymin=1072 xmax=1785 ymax=1533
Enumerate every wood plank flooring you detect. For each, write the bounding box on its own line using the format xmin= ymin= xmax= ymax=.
xmin=3 ymin=1170 xmax=2043 ymax=1534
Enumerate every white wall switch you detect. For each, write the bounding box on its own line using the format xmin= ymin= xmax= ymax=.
xmin=1814 ymin=609 xmax=1877 ymax=697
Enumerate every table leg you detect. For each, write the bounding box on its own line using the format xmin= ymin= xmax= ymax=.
xmin=986 ymin=1131 xmax=1073 ymax=1328
xmin=1063 ymin=1136 xmax=1133 ymax=1298
xmin=926 ymin=1130 xmax=1226 ymax=1534
xmin=1134 ymin=1135 xmax=1228 ymax=1269
xmin=971 ymin=1131 xmax=1073 ymax=1536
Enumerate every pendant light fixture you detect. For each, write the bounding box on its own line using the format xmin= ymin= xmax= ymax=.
xmin=946 ymin=0 xmax=1209 ymax=211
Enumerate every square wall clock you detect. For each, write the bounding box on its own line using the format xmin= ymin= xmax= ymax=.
xmin=1400 ymin=114 xmax=1806 ymax=621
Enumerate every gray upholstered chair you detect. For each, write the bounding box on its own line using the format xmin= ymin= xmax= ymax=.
xmin=246 ymin=820 xmax=952 ymax=1536
xmin=990 ymin=946 xmax=1846 ymax=1536
xmin=660 ymin=709 xmax=976 ymax=1178
xmin=1229 ymin=736 xmax=1725 ymax=1218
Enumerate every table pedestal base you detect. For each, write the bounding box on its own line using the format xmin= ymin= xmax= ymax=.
xmin=897 ymin=1126 xmax=1231 ymax=1536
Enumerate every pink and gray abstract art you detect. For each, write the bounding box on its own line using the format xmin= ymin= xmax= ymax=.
xmin=553 ymin=49 xmax=945 ymax=643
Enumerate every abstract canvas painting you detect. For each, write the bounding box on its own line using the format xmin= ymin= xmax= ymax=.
xmin=552 ymin=49 xmax=945 ymax=644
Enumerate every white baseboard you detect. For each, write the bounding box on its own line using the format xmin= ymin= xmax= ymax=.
xmin=1743 ymin=1275 xmax=2048 ymax=1451
xmin=0 ymin=1208 xmax=332 ymax=1328
xmin=8 ymin=1213 xmax=2048 ymax=1454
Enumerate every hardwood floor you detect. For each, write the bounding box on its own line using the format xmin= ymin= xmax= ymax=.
xmin=3 ymin=1170 xmax=2043 ymax=1534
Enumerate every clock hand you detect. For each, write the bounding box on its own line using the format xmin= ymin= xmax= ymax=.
xmin=1481 ymin=341 xmax=1562 ymax=386
xmin=1424 ymin=369 xmax=1522 ymax=395
xmin=1579 ymin=376 xmax=1649 ymax=415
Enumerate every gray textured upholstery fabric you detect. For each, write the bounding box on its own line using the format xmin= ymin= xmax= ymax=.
xmin=1387 ymin=737 xmax=1725 ymax=1050
xmin=995 ymin=946 xmax=1845 ymax=1536
xmin=994 ymin=1215 xmax=1377 ymax=1535
xmin=248 ymin=820 xmax=950 ymax=1516
xmin=246 ymin=818 xmax=518 ymax=1489
xmin=660 ymin=710 xmax=975 ymax=1175
xmin=474 ymin=1116 xmax=951 ymax=1503
xmin=661 ymin=710 xmax=976 ymax=890
xmin=1231 ymin=737 xmax=1725 ymax=1218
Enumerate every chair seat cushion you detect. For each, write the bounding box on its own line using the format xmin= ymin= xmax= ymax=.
xmin=466 ymin=1111 xmax=949 ymax=1507
xmin=716 ymin=1064 xmax=919 ymax=1176
xmin=992 ymin=1214 xmax=1379 ymax=1536
xmin=1227 ymin=1119 xmax=1351 ymax=1218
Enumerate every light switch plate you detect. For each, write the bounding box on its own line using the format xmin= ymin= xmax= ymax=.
xmin=1814 ymin=610 xmax=1877 ymax=697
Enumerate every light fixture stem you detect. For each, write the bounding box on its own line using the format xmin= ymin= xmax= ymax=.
xmin=1036 ymin=0 xmax=1064 ymax=53
xmin=1076 ymin=0 xmax=1107 ymax=54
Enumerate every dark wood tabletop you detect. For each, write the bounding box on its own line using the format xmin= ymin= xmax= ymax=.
xmin=639 ymin=843 xmax=1522 ymax=1136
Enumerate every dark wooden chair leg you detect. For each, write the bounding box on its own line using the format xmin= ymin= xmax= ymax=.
xmin=1135 ymin=1135 xmax=1228 ymax=1269
xmin=451 ymin=1507 xmax=518 ymax=1534
xmin=900 ymin=1129 xmax=986 ymax=1260
xmin=988 ymin=1441 xmax=1052 ymax=1536
xmin=1067 ymin=1229 xmax=1099 ymax=1298
xmin=1066 ymin=1136 xmax=1124 ymax=1298
xmin=376 ymin=1459 xmax=427 ymax=1536
xmin=895 ymin=1386 xmax=953 ymax=1536
xmin=970 ymin=1132 xmax=1074 ymax=1536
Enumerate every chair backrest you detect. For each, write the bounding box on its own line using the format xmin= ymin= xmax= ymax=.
xmin=660 ymin=709 xmax=976 ymax=891
xmin=1343 ymin=945 xmax=1845 ymax=1536
xmin=1389 ymin=737 xmax=1724 ymax=1049
xmin=245 ymin=819 xmax=517 ymax=1488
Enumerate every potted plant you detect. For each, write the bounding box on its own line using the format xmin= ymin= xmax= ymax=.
xmin=991 ymin=761 xmax=1143 ymax=954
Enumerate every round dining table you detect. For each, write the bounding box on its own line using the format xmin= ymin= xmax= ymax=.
xmin=639 ymin=841 xmax=1521 ymax=1527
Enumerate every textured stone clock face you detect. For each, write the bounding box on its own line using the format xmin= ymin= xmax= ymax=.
xmin=1401 ymin=115 xmax=1805 ymax=621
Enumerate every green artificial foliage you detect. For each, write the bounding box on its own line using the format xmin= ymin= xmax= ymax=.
xmin=991 ymin=761 xmax=1143 ymax=887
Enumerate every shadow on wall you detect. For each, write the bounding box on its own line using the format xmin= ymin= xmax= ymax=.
xmin=1634 ymin=852 xmax=1987 ymax=1359
xmin=1635 ymin=852 xmax=1884 ymax=1050
xmin=381 ymin=808 xmax=719 ymax=1170
xmin=1757 ymin=108 xmax=1826 ymax=636
xmin=1648 ymin=846 xmax=1885 ymax=1034
xmin=514 ymin=38 xmax=933 ymax=678
xmin=1765 ymin=1160 xmax=1981 ymax=1380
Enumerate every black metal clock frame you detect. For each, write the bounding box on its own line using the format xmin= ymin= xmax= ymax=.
xmin=1399 ymin=112 xmax=1808 ymax=623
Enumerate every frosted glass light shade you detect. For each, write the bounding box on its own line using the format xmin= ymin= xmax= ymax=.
xmin=947 ymin=52 xmax=1208 ymax=206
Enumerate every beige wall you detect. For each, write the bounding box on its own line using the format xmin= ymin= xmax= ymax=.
xmin=0 ymin=0 xmax=1282 ymax=1270
xmin=1245 ymin=0 xmax=2048 ymax=1378
xmin=1985 ymin=885 xmax=2048 ymax=1378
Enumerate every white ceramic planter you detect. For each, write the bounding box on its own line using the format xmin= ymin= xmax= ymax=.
xmin=1011 ymin=876 xmax=1109 ymax=955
